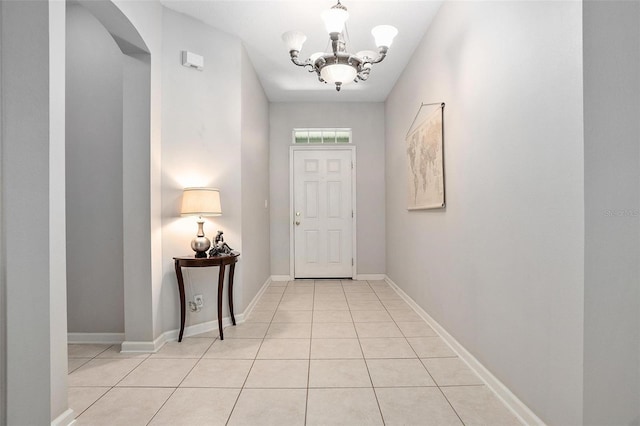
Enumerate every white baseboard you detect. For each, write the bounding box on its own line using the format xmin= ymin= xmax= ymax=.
xmin=355 ymin=274 xmax=386 ymax=281
xmin=242 ymin=277 xmax=272 ymax=320
xmin=162 ymin=276 xmax=272 ymax=341
xmin=271 ymin=275 xmax=291 ymax=281
xmin=51 ymin=408 xmax=75 ymax=426
xmin=384 ymin=275 xmax=544 ymax=426
xmin=163 ymin=316 xmax=237 ymax=341
xmin=67 ymin=332 xmax=124 ymax=344
xmin=121 ymin=333 xmax=166 ymax=353
xmin=68 ymin=332 xmax=163 ymax=353
xmin=121 ymin=316 xmax=237 ymax=353
xmin=121 ymin=277 xmax=272 ymax=351
xmin=72 ymin=313 xmax=243 ymax=355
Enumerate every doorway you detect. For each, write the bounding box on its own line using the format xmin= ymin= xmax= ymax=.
xmin=290 ymin=146 xmax=356 ymax=278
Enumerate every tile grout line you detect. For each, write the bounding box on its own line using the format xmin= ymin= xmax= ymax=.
xmin=147 ymin=335 xmax=220 ymax=425
xmin=357 ymin=279 xmax=469 ymax=425
xmin=404 ymin=329 xmax=467 ymax=424
xmin=350 ymin=280 xmax=387 ymax=426
xmin=304 ymin=280 xmax=317 ymax=426
xmin=70 ymin=342 xmax=160 ymax=420
xmin=224 ymin=280 xmax=285 ymax=426
xmin=145 ymin=336 xmax=218 ymax=425
xmin=436 ymin=384 xmax=467 ymax=425
xmin=68 ymin=343 xmax=118 ymax=419
xmin=377 ymin=280 xmax=468 ymax=426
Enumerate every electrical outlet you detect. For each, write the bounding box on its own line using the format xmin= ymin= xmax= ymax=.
xmin=194 ymin=294 xmax=204 ymax=308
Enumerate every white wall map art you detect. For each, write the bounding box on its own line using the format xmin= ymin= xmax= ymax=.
xmin=406 ymin=104 xmax=445 ymax=210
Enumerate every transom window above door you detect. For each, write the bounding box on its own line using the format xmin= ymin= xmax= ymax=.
xmin=293 ymin=128 xmax=352 ymax=144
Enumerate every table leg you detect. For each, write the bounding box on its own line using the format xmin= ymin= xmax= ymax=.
xmin=228 ymin=263 xmax=236 ymax=326
xmin=174 ymin=261 xmax=186 ymax=342
xmin=217 ymin=264 xmax=226 ymax=340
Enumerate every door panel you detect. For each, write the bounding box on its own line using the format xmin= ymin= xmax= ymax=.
xmin=327 ymin=181 xmax=342 ymax=218
xmin=293 ymin=149 xmax=353 ymax=278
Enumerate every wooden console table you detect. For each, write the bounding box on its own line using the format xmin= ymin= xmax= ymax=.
xmin=173 ymin=252 xmax=240 ymax=341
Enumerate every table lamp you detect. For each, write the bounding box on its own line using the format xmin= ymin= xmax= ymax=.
xmin=181 ymin=187 xmax=222 ymax=258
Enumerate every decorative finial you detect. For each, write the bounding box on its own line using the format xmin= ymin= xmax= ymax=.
xmin=332 ymin=0 xmax=347 ymax=11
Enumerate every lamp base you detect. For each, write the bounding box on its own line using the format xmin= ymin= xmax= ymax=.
xmin=191 ymin=228 xmax=211 ymax=258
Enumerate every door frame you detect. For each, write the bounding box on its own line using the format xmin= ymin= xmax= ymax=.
xmin=289 ymin=145 xmax=357 ymax=279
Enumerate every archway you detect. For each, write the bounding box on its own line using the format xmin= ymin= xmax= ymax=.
xmin=66 ymin=0 xmax=154 ymax=348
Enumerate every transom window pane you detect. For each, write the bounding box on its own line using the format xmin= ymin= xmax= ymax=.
xmin=293 ymin=128 xmax=352 ymax=144
xmin=308 ymin=130 xmax=322 ymax=144
xmin=336 ymin=130 xmax=350 ymax=143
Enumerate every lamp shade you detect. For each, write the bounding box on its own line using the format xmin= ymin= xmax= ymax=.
xmin=180 ymin=188 xmax=222 ymax=216
xmin=371 ymin=25 xmax=398 ymax=48
xmin=320 ymin=63 xmax=357 ymax=85
xmin=282 ymin=31 xmax=307 ymax=52
xmin=321 ymin=7 xmax=349 ymax=34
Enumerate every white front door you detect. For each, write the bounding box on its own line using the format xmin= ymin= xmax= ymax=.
xmin=293 ymin=149 xmax=354 ymax=278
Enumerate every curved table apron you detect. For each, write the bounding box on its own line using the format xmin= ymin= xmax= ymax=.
xmin=173 ymin=252 xmax=240 ymax=341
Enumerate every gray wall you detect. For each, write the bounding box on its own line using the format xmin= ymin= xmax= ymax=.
xmin=65 ymin=3 xmax=270 ymax=342
xmin=160 ymin=8 xmax=244 ymax=330
xmin=1 ymin=0 xmax=69 ymax=422
xmin=269 ymin=102 xmax=386 ymax=277
xmin=66 ymin=3 xmax=124 ymax=334
xmin=121 ymin=49 xmax=155 ymax=344
xmin=384 ymin=2 xmax=584 ymax=424
xmin=583 ymin=1 xmax=640 ymax=424
xmin=0 ymin=3 xmax=5 ymax=421
xmin=240 ymin=46 xmax=271 ymax=306
xmin=109 ymin=0 xmax=163 ymax=345
xmin=1 ymin=3 xmax=53 ymax=422
xmin=66 ymin=0 xmax=159 ymax=347
xmin=49 ymin=1 xmax=69 ymax=420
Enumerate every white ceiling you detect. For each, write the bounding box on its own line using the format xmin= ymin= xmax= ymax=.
xmin=160 ymin=0 xmax=443 ymax=102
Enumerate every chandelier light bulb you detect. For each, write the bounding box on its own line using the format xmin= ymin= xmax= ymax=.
xmin=371 ymin=25 xmax=398 ymax=48
xmin=282 ymin=30 xmax=307 ymax=52
xmin=321 ymin=7 xmax=349 ymax=34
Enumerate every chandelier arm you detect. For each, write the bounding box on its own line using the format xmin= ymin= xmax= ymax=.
xmin=369 ymin=46 xmax=389 ymax=64
xmin=357 ymin=68 xmax=371 ymax=81
xmin=289 ymin=50 xmax=310 ymax=67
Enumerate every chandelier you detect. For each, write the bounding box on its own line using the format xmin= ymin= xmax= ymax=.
xmin=282 ymin=0 xmax=398 ymax=92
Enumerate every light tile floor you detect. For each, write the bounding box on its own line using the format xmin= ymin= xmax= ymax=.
xmin=68 ymin=279 xmax=523 ymax=425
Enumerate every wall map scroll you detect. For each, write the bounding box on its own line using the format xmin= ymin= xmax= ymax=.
xmin=406 ymin=102 xmax=445 ymax=210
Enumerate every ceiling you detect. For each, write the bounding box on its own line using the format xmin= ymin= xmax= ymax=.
xmin=160 ymin=0 xmax=443 ymax=102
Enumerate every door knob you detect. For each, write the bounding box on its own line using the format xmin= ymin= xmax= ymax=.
xmin=295 ymin=211 xmax=301 ymax=216
xmin=295 ymin=221 xmax=300 ymax=226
